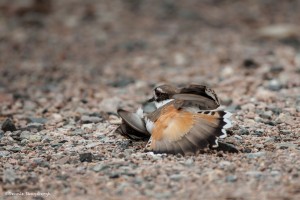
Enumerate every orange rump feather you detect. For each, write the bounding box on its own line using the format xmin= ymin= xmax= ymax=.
xmin=152 ymin=105 xmax=194 ymax=141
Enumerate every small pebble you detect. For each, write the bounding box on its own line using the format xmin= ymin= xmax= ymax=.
xmin=253 ymin=129 xmax=264 ymax=136
xmin=246 ymin=152 xmax=266 ymax=159
xmin=280 ymin=130 xmax=291 ymax=135
xmin=260 ymin=111 xmax=273 ymax=119
xmin=26 ymin=122 xmax=44 ymax=131
xmin=79 ymin=152 xmax=93 ymax=162
xmin=264 ymin=121 xmax=277 ymax=126
xmin=254 ymin=116 xmax=262 ymax=122
xmin=4 ymin=168 xmax=17 ymax=183
xmin=276 ymin=143 xmax=297 ymax=150
xmin=29 ymin=135 xmax=42 ymax=142
xmin=264 ymin=137 xmax=275 ymax=143
xmin=267 ymin=79 xmax=282 ymax=91
xmin=169 ymin=174 xmax=183 ymax=181
xmin=9 ymin=146 xmax=22 ymax=152
xmin=20 ymin=131 xmax=31 ymax=140
xmin=109 ymin=173 xmax=120 ymax=179
xmin=270 ymin=171 xmax=281 ymax=177
xmin=110 ymin=76 xmax=135 ymax=88
xmin=234 ymin=135 xmax=243 ymax=140
xmin=81 ymin=124 xmax=94 ymax=130
xmin=93 ymin=164 xmax=109 ymax=172
xmin=243 ymin=58 xmax=258 ymax=68
xmin=184 ymin=158 xmax=194 ymax=167
xmin=0 ymin=150 xmax=10 ymax=157
xmin=245 ymin=171 xmax=263 ymax=178
xmin=276 ymin=113 xmax=291 ymax=124
xmin=81 ymin=116 xmax=103 ymax=123
xmin=270 ymin=65 xmax=284 ymax=73
xmin=27 ymin=117 xmax=47 ymax=124
xmin=239 ymin=128 xmax=250 ymax=135
xmin=71 ymin=129 xmax=85 ymax=136
xmin=225 ymin=175 xmax=237 ymax=182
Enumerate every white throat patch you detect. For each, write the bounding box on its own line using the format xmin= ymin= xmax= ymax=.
xmin=136 ymin=107 xmax=144 ymax=118
xmin=154 ymin=99 xmax=174 ymax=109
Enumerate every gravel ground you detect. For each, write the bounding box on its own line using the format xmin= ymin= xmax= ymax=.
xmin=0 ymin=0 xmax=300 ymax=200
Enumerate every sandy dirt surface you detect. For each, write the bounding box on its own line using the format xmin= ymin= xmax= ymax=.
xmin=0 ymin=0 xmax=300 ymax=199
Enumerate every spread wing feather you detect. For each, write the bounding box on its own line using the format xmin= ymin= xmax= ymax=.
xmin=145 ymin=105 xmax=231 ymax=155
xmin=172 ymin=94 xmax=219 ymax=110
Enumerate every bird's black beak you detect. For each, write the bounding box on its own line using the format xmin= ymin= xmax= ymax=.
xmin=147 ymin=97 xmax=155 ymax=102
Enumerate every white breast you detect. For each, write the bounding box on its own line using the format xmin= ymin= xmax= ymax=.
xmin=145 ymin=117 xmax=154 ymax=134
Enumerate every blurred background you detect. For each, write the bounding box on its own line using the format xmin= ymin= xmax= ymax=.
xmin=0 ymin=0 xmax=300 ymax=114
xmin=1 ymin=1 xmax=300 ymax=199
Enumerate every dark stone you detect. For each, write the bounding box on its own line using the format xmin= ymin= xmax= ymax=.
xmin=81 ymin=99 xmax=88 ymax=104
xmin=243 ymin=148 xmax=252 ymax=153
xmin=264 ymin=121 xmax=276 ymax=126
xmin=279 ymin=145 xmax=289 ymax=150
xmin=109 ymin=173 xmax=120 ymax=179
xmin=1 ymin=119 xmax=17 ymax=132
xmin=58 ymin=140 xmax=68 ymax=143
xmin=79 ymin=153 xmax=93 ymax=162
xmin=51 ymin=143 xmax=63 ymax=148
xmin=243 ymin=59 xmax=258 ymax=68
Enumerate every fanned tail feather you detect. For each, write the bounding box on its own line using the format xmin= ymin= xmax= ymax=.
xmin=146 ymin=110 xmax=233 ymax=155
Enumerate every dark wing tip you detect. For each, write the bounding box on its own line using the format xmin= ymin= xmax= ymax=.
xmin=117 ymin=109 xmax=150 ymax=136
xmin=117 ymin=123 xmax=150 ymax=141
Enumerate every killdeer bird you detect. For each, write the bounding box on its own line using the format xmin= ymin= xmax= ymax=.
xmin=117 ymin=84 xmax=237 ymax=155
